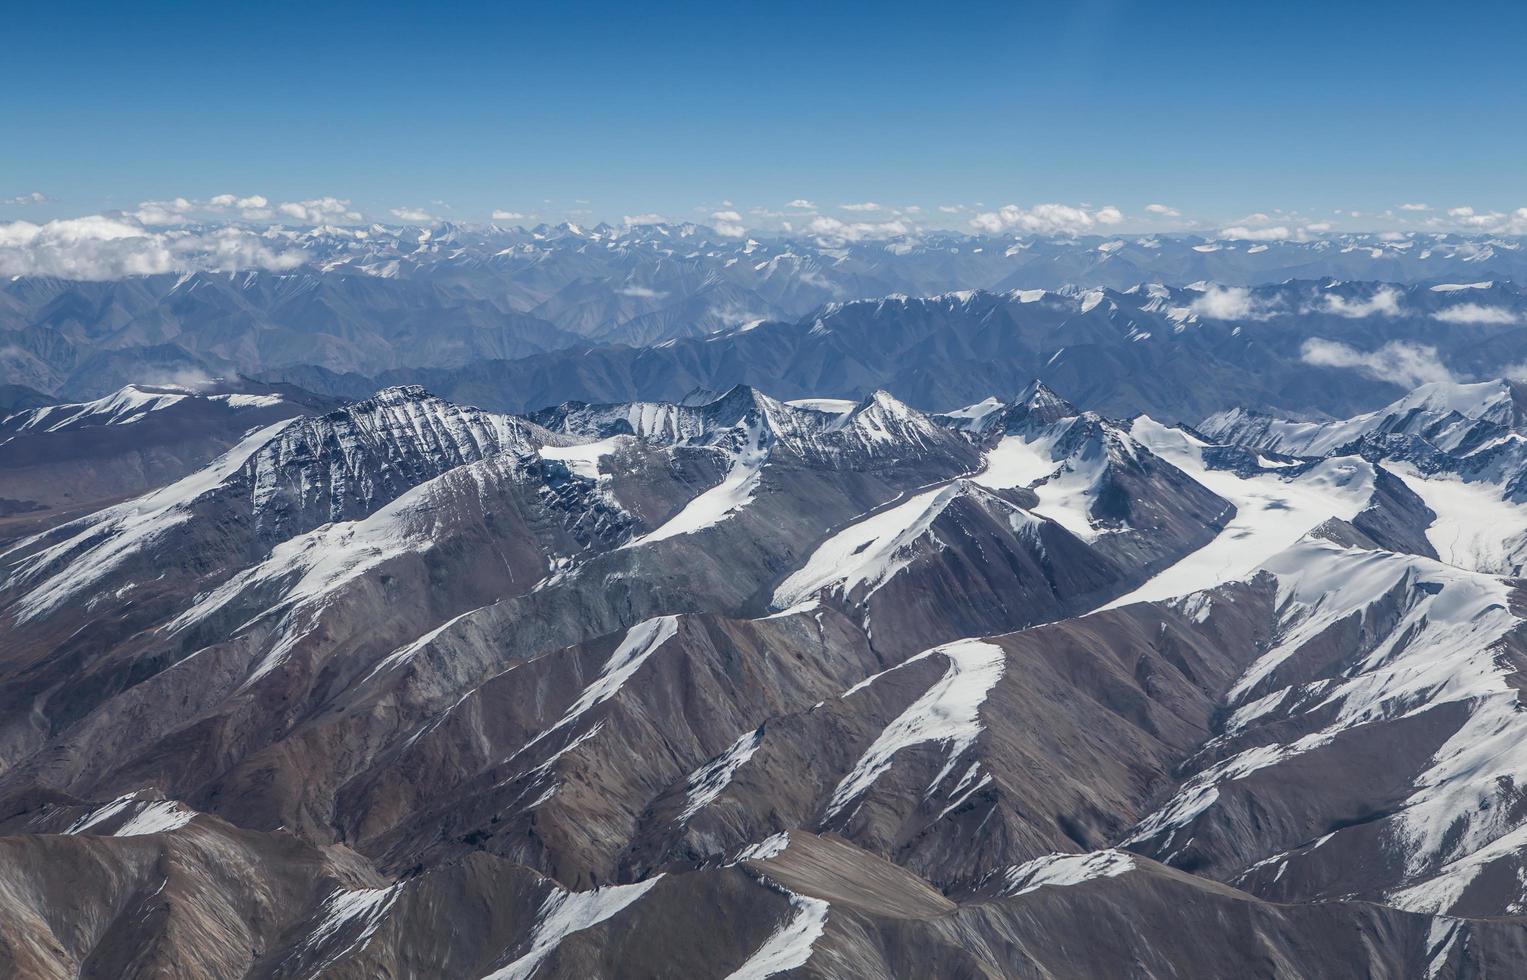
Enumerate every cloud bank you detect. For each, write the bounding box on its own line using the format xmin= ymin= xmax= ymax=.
xmin=0 ymin=216 xmax=304 ymax=280
xmin=1300 ymin=338 xmax=1453 ymax=386
xmin=969 ymin=203 xmax=1123 ymax=236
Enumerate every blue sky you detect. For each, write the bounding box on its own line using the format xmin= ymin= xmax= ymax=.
xmin=3 ymin=0 xmax=1525 ymax=232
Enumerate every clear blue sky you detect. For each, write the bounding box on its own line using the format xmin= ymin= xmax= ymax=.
xmin=3 ymin=0 xmax=1524 ymax=229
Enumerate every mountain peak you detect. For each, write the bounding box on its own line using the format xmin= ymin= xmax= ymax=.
xmin=1010 ymin=380 xmax=1080 ymax=427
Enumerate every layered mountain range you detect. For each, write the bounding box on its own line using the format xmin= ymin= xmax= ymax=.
xmin=5 ymin=222 xmax=1526 ymax=417
xmin=4 ymin=371 xmax=1527 ymax=977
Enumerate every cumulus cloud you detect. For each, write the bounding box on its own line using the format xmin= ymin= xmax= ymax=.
xmin=1300 ymin=338 xmax=1452 ymax=387
xmin=1144 ymin=203 xmax=1180 ymax=217
xmin=786 ymin=199 xmax=816 ymax=209
xmin=491 ymin=209 xmax=528 ymax=221
xmin=2 ymin=192 xmax=52 ymax=206
xmin=617 ymin=284 xmax=668 ymax=299
xmin=1433 ymin=303 xmax=1519 ymax=325
xmin=389 ymin=206 xmax=434 ymax=223
xmin=208 ymin=194 xmax=267 ymax=210
xmin=0 ymin=215 xmax=305 ymax=280
xmin=1188 ymin=286 xmax=1261 ymax=319
xmin=1321 ymin=287 xmax=1402 ymax=318
xmin=808 ymin=215 xmax=912 ymax=242
xmin=937 ymin=204 xmax=966 ymax=214
xmin=840 ymin=202 xmax=881 ymax=212
xmin=1218 ymin=225 xmax=1293 ymax=241
xmin=1434 ymin=205 xmax=1527 ymax=233
xmin=711 ymin=210 xmax=746 ymax=236
xmin=968 ymin=203 xmax=1124 ymax=236
xmin=622 ymin=213 xmax=667 ymax=226
xmin=278 ymin=197 xmax=363 ymax=224
xmin=1399 ymin=203 xmax=1429 ymax=211
xmin=130 ymin=197 xmax=195 ymax=225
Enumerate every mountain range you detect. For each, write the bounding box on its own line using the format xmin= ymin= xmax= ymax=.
xmin=4 ymin=372 xmax=1527 ymax=977
xmin=4 ymin=223 xmax=1525 ymax=410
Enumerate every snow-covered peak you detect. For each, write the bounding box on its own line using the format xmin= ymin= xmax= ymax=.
xmin=1201 ymin=379 xmax=1527 ymax=458
xmin=2 ymin=384 xmax=189 ymax=433
xmin=1013 ymin=380 xmax=1079 ymax=425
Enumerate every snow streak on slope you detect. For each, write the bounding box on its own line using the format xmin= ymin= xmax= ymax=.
xmin=723 ymin=885 xmax=829 ymax=980
xmin=1101 ymin=417 xmax=1374 ymax=607
xmin=63 ymin=793 xmax=197 ymax=837
xmin=482 ymin=877 xmax=663 ymax=980
xmin=824 ymin=639 xmax=1006 ymax=823
xmin=1386 ymin=461 xmax=1527 ymax=574
xmin=167 ymin=457 xmax=523 ymax=686
xmin=1000 ymin=849 xmax=1137 ymax=897
xmin=296 ymin=885 xmax=401 ymax=972
xmin=679 ymin=727 xmax=764 ymax=824
xmin=771 ymin=481 xmax=1037 ymax=609
xmin=622 ymin=418 xmax=769 ymax=548
xmin=1128 ymin=536 xmax=1527 ymax=914
xmin=515 ymin=617 xmax=680 ymax=761
xmin=2 ymin=419 xmax=297 ymax=623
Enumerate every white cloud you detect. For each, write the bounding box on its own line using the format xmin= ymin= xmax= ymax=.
xmin=1144 ymin=203 xmax=1180 ymax=217
xmin=808 ymin=215 xmax=912 ymax=242
xmin=2 ymin=192 xmax=52 ymax=206
xmin=711 ymin=210 xmax=745 ymax=237
xmin=208 ymin=193 xmax=267 ymax=210
xmin=622 ymin=213 xmax=667 ymax=226
xmin=130 ymin=197 xmax=195 ymax=225
xmin=1433 ymin=303 xmax=1519 ymax=325
xmin=389 ymin=206 xmax=434 ymax=223
xmin=840 ymin=202 xmax=881 ymax=212
xmin=1428 ymin=205 xmax=1527 ymax=234
xmin=968 ymin=203 xmax=1124 ymax=236
xmin=1303 ymin=221 xmax=1332 ymax=232
xmin=1300 ymin=338 xmax=1452 ymax=387
xmin=1219 ymin=225 xmax=1292 ymax=241
xmin=937 ymin=204 xmax=966 ymax=214
xmin=617 ymin=284 xmax=667 ymax=298
xmin=1321 ymin=286 xmax=1402 ymax=318
xmin=491 ymin=209 xmax=528 ymax=221
xmin=786 ymin=199 xmax=816 ymax=209
xmin=1399 ymin=203 xmax=1429 ymax=211
xmin=1188 ymin=286 xmax=1259 ymax=319
xmin=277 ymin=197 xmax=363 ymax=224
xmin=0 ymin=215 xmax=305 ymax=280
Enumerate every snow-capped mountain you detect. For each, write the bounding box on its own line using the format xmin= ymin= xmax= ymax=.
xmin=3 ymin=377 xmax=1527 ymax=977
xmin=0 ymin=379 xmax=334 ymax=539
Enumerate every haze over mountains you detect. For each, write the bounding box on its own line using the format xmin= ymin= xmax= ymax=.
xmin=5 ymin=223 xmax=1526 ymax=419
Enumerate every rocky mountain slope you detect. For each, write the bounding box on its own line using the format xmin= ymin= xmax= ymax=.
xmin=2 ymin=377 xmax=1527 ymax=977
xmin=0 ymin=380 xmax=336 ymax=544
